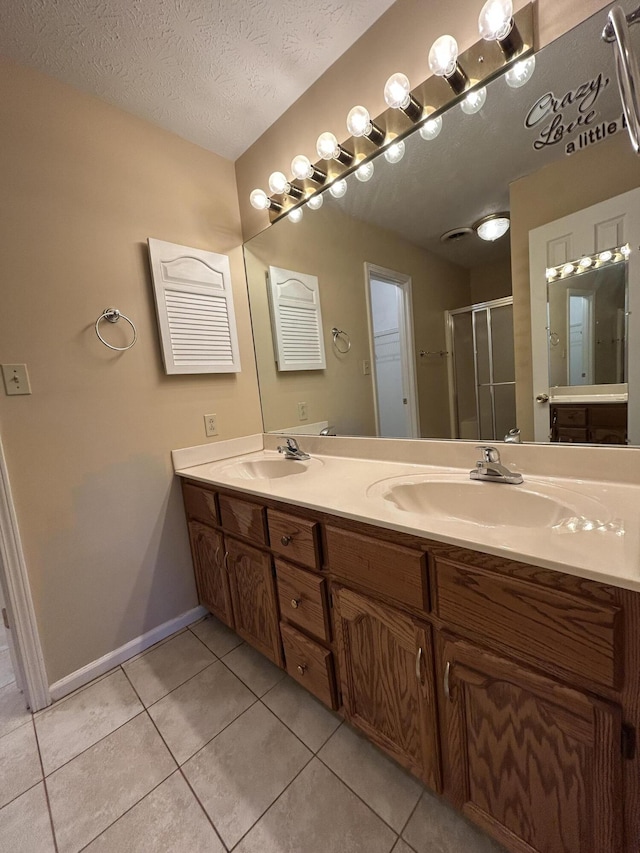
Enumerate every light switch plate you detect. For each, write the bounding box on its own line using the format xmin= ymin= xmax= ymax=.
xmin=2 ymin=364 xmax=31 ymax=396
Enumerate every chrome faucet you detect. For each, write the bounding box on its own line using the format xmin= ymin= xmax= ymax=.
xmin=277 ymin=437 xmax=310 ymax=460
xmin=470 ymin=446 xmax=523 ymax=485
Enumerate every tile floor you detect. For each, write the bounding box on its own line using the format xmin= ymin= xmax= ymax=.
xmin=0 ymin=614 xmax=506 ymax=853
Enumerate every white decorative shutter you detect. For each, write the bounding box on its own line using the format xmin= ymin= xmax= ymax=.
xmin=268 ymin=266 xmax=326 ymax=371
xmin=147 ymin=238 xmax=241 ymax=374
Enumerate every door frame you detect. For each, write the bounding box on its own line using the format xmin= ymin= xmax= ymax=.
xmin=0 ymin=435 xmax=50 ymax=710
xmin=364 ymin=262 xmax=420 ymax=438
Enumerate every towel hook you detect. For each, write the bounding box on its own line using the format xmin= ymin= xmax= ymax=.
xmin=95 ymin=307 xmax=137 ymax=351
xmin=331 ymin=327 xmax=351 ymax=353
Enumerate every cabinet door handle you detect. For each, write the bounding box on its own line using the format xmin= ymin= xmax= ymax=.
xmin=214 ymin=546 xmax=221 ymax=566
xmin=290 ymin=598 xmax=301 ymax=609
xmin=415 ymin=646 xmax=423 ymax=680
xmin=444 ymin=660 xmax=452 ymax=701
xmin=281 ymin=534 xmax=293 ymax=546
xmin=297 ymin=663 xmax=307 ymax=676
xmin=223 ymin=551 xmax=230 ymax=572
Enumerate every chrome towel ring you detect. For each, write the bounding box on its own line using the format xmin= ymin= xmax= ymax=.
xmin=603 ymin=5 xmax=640 ymax=153
xmin=95 ymin=307 xmax=137 ymax=351
xmin=331 ymin=327 xmax=351 ymax=353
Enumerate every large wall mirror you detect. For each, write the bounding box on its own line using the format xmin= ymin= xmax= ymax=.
xmin=243 ymin=1 xmax=640 ymax=446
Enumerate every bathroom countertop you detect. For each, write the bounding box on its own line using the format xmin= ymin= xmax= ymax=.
xmin=173 ymin=434 xmax=640 ymax=593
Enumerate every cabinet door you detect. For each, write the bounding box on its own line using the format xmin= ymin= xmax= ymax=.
xmin=333 ymin=586 xmax=441 ymax=791
xmin=188 ymin=521 xmax=234 ymax=629
xmin=440 ymin=636 xmax=622 ymax=853
xmin=226 ymin=538 xmax=282 ymax=667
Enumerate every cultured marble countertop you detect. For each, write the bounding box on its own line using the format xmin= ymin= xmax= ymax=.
xmin=173 ymin=433 xmax=640 ymax=593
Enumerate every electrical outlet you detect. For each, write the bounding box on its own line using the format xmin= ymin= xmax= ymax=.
xmin=297 ymin=401 xmax=308 ymax=421
xmin=1 ymin=364 xmax=31 ymax=396
xmin=362 ymin=359 xmax=371 ymax=375
xmin=204 ymin=413 xmax=218 ymax=437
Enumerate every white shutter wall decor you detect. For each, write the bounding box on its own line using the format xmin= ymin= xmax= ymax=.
xmin=268 ymin=266 xmax=326 ymax=371
xmin=147 ymin=238 xmax=241 ymax=374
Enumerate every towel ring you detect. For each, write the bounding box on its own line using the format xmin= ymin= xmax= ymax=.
xmin=331 ymin=327 xmax=351 ymax=354
xmin=95 ymin=308 xmax=137 ymax=352
xmin=604 ymin=5 xmax=640 ymax=153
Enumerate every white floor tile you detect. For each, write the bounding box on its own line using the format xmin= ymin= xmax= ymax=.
xmin=0 ymin=783 xmax=56 ymax=853
xmin=263 ymin=675 xmax=341 ymax=751
xmin=0 ymin=721 xmax=42 ymax=808
xmin=0 ymin=681 xmax=31 ymax=739
xmin=190 ymin=615 xmax=242 ymax=657
xmin=223 ymin=643 xmax=285 ymax=696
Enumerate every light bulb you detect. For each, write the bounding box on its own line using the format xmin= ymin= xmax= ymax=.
xmin=622 ymin=244 xmax=631 ymax=257
xmin=429 ymin=35 xmax=459 ymax=78
xmin=419 ymin=115 xmax=443 ymax=140
xmin=291 ymin=154 xmax=313 ymax=180
xmin=329 ymin=179 xmax=347 ymax=199
xmin=546 ymin=268 xmax=557 ymax=280
xmin=505 ymin=55 xmax=536 ymax=88
xmin=562 ymin=263 xmax=575 ymax=275
xmin=599 ymin=250 xmax=613 ymax=262
xmin=384 ymin=73 xmax=411 ymax=109
xmin=384 ymin=140 xmax=405 ymax=164
xmin=268 ymin=171 xmax=289 ymax=195
xmin=288 ymin=207 xmax=303 ymax=223
xmin=316 ymin=132 xmax=339 ymax=160
xmin=307 ymin=194 xmax=324 ymax=210
xmin=355 ymin=162 xmax=374 ymax=182
xmin=579 ymin=257 xmax=593 ymax=269
xmin=478 ymin=0 xmax=513 ymax=41
xmin=476 ymin=215 xmax=510 ymax=241
xmin=347 ymin=105 xmax=372 ymax=137
xmin=460 ymin=87 xmax=487 ymax=115
xmin=249 ymin=189 xmax=270 ymax=210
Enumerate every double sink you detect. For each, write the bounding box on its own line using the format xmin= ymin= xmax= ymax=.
xmin=220 ymin=452 xmax=612 ymax=531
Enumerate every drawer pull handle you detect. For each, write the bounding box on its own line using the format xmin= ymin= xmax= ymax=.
xmin=214 ymin=546 xmax=220 ymax=566
xmin=290 ymin=598 xmax=301 ymax=609
xmin=281 ymin=535 xmax=293 ymax=546
xmin=297 ymin=664 xmax=307 ymax=676
xmin=444 ymin=661 xmax=452 ymax=701
xmin=223 ymin=551 xmax=230 ymax=572
xmin=415 ymin=646 xmax=423 ymax=680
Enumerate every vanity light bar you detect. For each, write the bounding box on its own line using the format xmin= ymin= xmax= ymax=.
xmin=546 ymin=244 xmax=631 ymax=281
xmin=251 ymin=2 xmax=535 ymax=222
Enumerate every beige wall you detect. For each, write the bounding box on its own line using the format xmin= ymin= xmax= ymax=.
xmin=245 ymin=206 xmax=469 ymax=438
xmin=510 ymin=131 xmax=640 ymax=439
xmin=0 ymin=59 xmax=262 ymax=684
xmin=236 ymin=0 xmax=610 ymax=241
xmin=469 ymin=256 xmax=513 ymax=305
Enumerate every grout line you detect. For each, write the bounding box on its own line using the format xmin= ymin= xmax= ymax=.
xmin=120 ymin=627 xmax=189 ymax=668
xmin=143 ymin=659 xmax=220 ymax=711
xmin=178 ymin=768 xmax=230 ymax=852
xmin=258 ymin=687 xmax=342 ymax=756
xmin=34 ymin=666 xmax=119 ymax=716
xmin=184 ymin=625 xmax=223 ymax=660
xmin=31 ymin=717 xmax=60 ymax=853
xmin=398 ymin=787 xmax=423 ymax=842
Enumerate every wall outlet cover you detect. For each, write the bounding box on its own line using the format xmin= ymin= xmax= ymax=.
xmin=297 ymin=401 xmax=308 ymax=421
xmin=204 ymin=413 xmax=218 ymax=437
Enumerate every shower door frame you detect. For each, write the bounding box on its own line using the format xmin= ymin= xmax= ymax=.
xmin=445 ymin=296 xmax=515 ymax=441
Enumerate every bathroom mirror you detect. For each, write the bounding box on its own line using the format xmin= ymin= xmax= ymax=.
xmin=547 ymin=250 xmax=628 ymax=389
xmin=243 ymin=0 xmax=640 ymax=445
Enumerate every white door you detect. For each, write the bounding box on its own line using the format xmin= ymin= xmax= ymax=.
xmin=365 ymin=263 xmax=419 ymax=438
xmin=529 ymin=188 xmax=640 ymax=443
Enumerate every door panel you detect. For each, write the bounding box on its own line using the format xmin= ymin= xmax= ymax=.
xmin=188 ymin=521 xmax=234 ymax=629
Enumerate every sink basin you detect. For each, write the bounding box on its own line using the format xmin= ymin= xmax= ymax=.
xmin=221 ymin=455 xmax=321 ymax=481
xmin=368 ymin=475 xmax=609 ymax=529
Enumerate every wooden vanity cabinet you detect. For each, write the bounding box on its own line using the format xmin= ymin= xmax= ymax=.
xmin=333 ymin=585 xmax=441 ymax=792
xmin=437 ymin=634 xmax=622 ymax=853
xmin=187 ymin=521 xmax=234 ymax=629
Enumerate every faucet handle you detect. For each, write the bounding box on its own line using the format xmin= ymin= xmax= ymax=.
xmin=286 ymin=437 xmax=300 ymax=452
xmin=476 ymin=445 xmax=500 ymax=463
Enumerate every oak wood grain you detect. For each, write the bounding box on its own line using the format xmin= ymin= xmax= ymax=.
xmin=333 ymin=585 xmax=441 ymax=791
xmin=275 ymin=559 xmax=330 ymax=643
xmin=280 ymin=622 xmax=338 ymax=709
xmin=182 ymin=482 xmax=218 ymax=527
xmin=187 ymin=521 xmax=234 ymax=628
xmin=218 ymin=494 xmax=268 ymax=545
xmin=226 ymin=537 xmax=282 ymax=666
xmin=434 ymin=559 xmax=622 ymax=690
xmin=268 ymin=508 xmax=321 ymax=571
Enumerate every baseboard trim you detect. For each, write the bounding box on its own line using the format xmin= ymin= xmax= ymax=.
xmin=49 ymin=605 xmax=207 ymax=702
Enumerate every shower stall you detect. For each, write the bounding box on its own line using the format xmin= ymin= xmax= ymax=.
xmin=445 ymin=296 xmax=516 ymax=441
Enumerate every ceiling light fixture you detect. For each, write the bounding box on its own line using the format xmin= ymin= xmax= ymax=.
xmin=249 ymin=189 xmax=283 ymax=212
xmin=474 ymin=212 xmax=510 ymax=241
xmin=346 ymin=106 xmax=385 ymax=145
xmin=478 ymin=0 xmax=523 ymax=58
xmin=429 ymin=35 xmax=469 ymax=94
xmin=316 ymin=132 xmax=354 ymax=166
xmin=268 ymin=171 xmax=304 ymax=199
xmin=383 ymin=73 xmax=423 ymax=121
xmin=291 ymin=154 xmax=327 ymax=184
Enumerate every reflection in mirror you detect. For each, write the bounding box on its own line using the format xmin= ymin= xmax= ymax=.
xmin=547 ymin=248 xmax=628 ymax=389
xmin=243 ymin=0 xmax=640 ymax=445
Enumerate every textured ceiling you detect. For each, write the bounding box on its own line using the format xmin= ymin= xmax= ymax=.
xmin=0 ymin=0 xmax=397 ymax=160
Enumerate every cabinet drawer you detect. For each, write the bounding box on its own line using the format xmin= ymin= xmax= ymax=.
xmin=552 ymin=427 xmax=588 ymax=443
xmin=276 ymin=559 xmax=330 ymax=642
xmin=268 ymin=509 xmax=321 ymax=570
xmin=589 ymin=403 xmax=627 ymax=427
xmin=182 ymin=482 xmax=218 ymax=526
xmin=326 ymin=527 xmax=429 ymax=613
xmin=280 ymin=622 xmax=338 ymax=709
xmin=219 ymin=495 xmax=267 ymax=545
xmin=553 ymin=406 xmax=587 ymax=427
xmin=434 ymin=559 xmax=622 ymax=689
